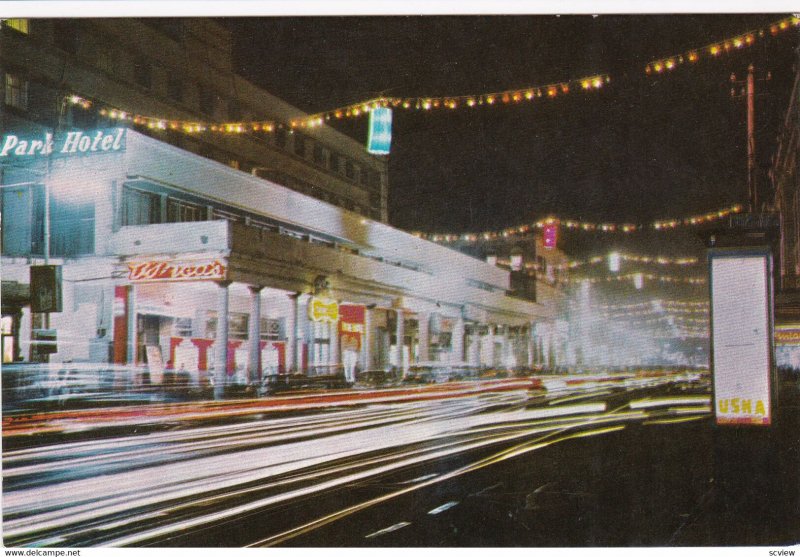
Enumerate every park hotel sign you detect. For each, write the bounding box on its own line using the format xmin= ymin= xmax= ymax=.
xmin=0 ymin=128 xmax=126 ymax=158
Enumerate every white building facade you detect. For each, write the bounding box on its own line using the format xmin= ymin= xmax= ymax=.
xmin=2 ymin=129 xmax=559 ymax=394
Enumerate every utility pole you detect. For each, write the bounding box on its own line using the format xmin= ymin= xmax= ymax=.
xmin=731 ymin=64 xmax=771 ymax=213
xmin=747 ymin=65 xmax=756 ymax=213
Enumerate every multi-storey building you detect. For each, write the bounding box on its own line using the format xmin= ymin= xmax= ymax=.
xmin=1 ymin=18 xmax=388 ymax=220
xmin=0 ymin=19 xmax=563 ymax=390
xmin=770 ymin=67 xmax=800 ymax=369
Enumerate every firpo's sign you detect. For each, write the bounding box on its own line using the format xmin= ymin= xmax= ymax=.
xmin=0 ymin=128 xmax=126 ymax=158
xmin=127 ymin=260 xmax=227 ymax=282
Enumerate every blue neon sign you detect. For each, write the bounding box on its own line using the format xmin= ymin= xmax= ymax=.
xmin=367 ymin=108 xmax=392 ymax=155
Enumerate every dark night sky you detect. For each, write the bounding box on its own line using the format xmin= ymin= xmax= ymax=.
xmin=224 ymin=15 xmax=797 ymax=243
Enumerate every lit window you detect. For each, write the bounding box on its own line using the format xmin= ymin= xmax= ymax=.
xmin=4 ymin=73 xmax=28 ymax=110
xmin=293 ymin=134 xmax=306 ymax=157
xmin=3 ymin=19 xmax=29 ymax=34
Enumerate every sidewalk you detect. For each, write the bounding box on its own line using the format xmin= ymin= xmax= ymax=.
xmin=670 ymin=383 xmax=800 ymax=546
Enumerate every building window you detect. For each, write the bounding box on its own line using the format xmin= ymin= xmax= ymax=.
xmin=260 ymin=318 xmax=284 ymax=340
xmin=228 ymin=99 xmax=242 ymax=120
xmin=133 ymin=57 xmax=152 ymax=89
xmin=345 ymin=160 xmax=355 ymax=180
xmin=313 ymin=143 xmax=327 ymax=166
xmin=167 ymin=198 xmax=204 ymax=223
xmin=206 ymin=311 xmax=249 ymax=340
xmin=174 ymin=318 xmax=193 ymax=338
xmin=1 ymin=185 xmax=44 ymax=256
xmin=121 ymin=186 xmax=161 ymax=226
xmin=50 ymin=197 xmax=95 ymax=257
xmin=167 ymin=75 xmax=183 ymax=103
xmin=275 ymin=128 xmax=287 ymax=149
xmin=3 ymin=19 xmax=29 ymax=34
xmin=293 ymin=134 xmax=306 ymax=158
xmin=368 ymin=170 xmax=381 ymax=190
xmin=4 ymin=72 xmax=28 ymax=110
xmin=198 ymin=85 xmax=216 ymax=116
xmin=329 ymin=152 xmax=341 ymax=173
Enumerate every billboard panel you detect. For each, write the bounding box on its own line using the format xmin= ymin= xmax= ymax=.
xmin=710 ymin=252 xmax=773 ymax=426
xmin=367 ymin=108 xmax=392 ymax=155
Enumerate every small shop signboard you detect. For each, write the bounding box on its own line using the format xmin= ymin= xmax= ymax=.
xmin=127 ymin=259 xmax=227 ymax=282
xmin=709 ymin=249 xmax=774 ymax=426
xmin=308 ymin=297 xmax=339 ymax=323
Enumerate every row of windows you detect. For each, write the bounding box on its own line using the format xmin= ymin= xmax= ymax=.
xmin=277 ymin=129 xmax=382 ymax=190
xmin=2 ymin=19 xmax=385 ymax=216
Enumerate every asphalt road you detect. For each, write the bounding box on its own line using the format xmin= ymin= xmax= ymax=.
xmin=3 ymin=373 xmax=796 ymax=548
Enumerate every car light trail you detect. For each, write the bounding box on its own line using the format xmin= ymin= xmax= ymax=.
xmin=428 ymin=501 xmax=459 ymax=515
xmin=629 ymin=396 xmax=710 ymax=409
xmin=3 ymin=374 xmax=712 ymax=547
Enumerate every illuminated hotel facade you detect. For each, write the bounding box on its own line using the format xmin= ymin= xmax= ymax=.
xmin=1 ymin=17 xmax=567 ymax=388
xmin=1 ymin=128 xmax=562 ymax=393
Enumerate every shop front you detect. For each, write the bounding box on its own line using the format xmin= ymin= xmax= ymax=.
xmin=113 ymin=256 xmax=294 ymax=391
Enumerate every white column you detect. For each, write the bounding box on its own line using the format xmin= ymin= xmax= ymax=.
xmin=452 ymin=316 xmax=465 ymax=364
xmin=417 ymin=312 xmax=430 ymax=363
xmin=485 ymin=325 xmax=495 ymax=367
xmin=214 ymin=281 xmax=230 ymax=399
xmin=503 ymin=330 xmax=513 ymax=367
xmin=396 ymin=309 xmax=406 ymax=376
xmin=362 ymin=306 xmax=373 ymax=371
xmin=329 ymin=320 xmax=339 ymax=374
xmin=248 ymin=286 xmax=263 ymax=385
xmin=287 ymin=293 xmax=299 ymax=373
xmin=527 ymin=323 xmax=536 ymax=368
xmin=468 ymin=330 xmax=480 ymax=367
xmin=126 ymin=285 xmax=137 ymax=365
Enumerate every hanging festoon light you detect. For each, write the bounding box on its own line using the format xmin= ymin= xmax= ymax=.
xmin=419 ymin=204 xmax=743 ymax=244
xmin=645 ymin=15 xmax=799 ymax=75
xmin=570 ymin=273 xmax=707 ymax=285
xmin=367 ymin=107 xmax=393 ymax=155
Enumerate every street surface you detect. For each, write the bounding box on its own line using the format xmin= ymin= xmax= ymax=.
xmin=3 ymin=371 xmax=797 ymax=547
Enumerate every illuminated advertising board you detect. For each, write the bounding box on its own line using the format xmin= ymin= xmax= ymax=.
xmin=127 ymin=259 xmax=227 ymax=282
xmin=543 ymin=223 xmax=558 ymax=250
xmin=308 ymin=297 xmax=339 ymax=323
xmin=709 ymin=250 xmax=774 ymax=426
xmin=367 ymin=108 xmax=392 ymax=155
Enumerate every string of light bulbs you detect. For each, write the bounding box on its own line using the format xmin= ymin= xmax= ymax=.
xmin=594 ymin=300 xmax=709 ymax=311
xmin=63 ymin=14 xmax=798 ymax=140
xmin=597 ymin=306 xmax=708 ymax=317
xmin=567 ymin=253 xmax=700 ymax=269
xmin=573 ymin=273 xmax=707 ymax=285
xmin=66 ymin=71 xmax=611 ymax=137
xmin=645 ymin=15 xmax=800 ymax=76
xmin=416 ymin=204 xmax=743 ymax=243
